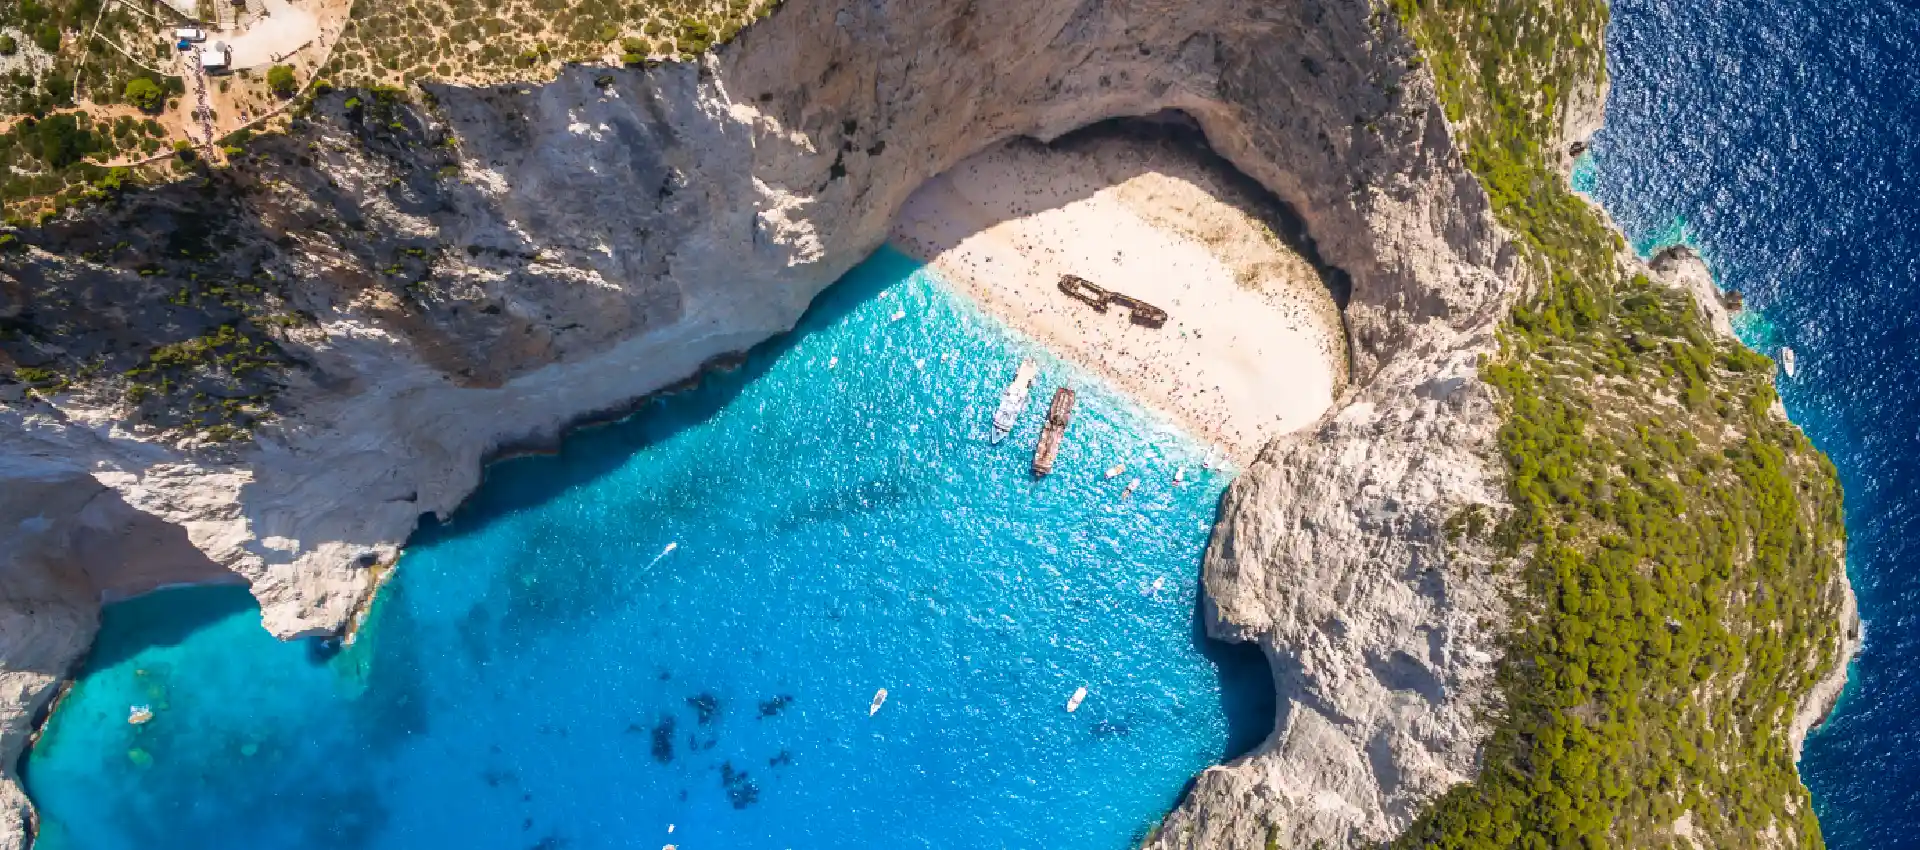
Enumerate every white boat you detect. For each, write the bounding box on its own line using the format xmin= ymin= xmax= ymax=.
xmin=1066 ymin=686 xmax=1088 ymax=713
xmin=1202 ymin=446 xmax=1220 ymax=470
xmin=1121 ymin=479 xmax=1139 ymax=500
xmin=1781 ymin=346 xmax=1797 ymax=378
xmin=127 ymin=704 xmax=153 ymax=725
xmin=991 ymin=360 xmax=1039 ymax=443
xmin=1174 ymin=467 xmax=1186 ymax=485
xmin=1104 ymin=463 xmax=1126 ymax=479
xmin=869 ymin=688 xmax=889 ymax=716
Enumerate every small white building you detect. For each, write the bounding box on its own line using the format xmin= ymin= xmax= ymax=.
xmin=173 ymin=26 xmax=205 ymax=42
xmin=199 ymin=42 xmax=230 ymax=71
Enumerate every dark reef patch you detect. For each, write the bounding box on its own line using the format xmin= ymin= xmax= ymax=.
xmin=757 ymin=694 xmax=793 ymax=717
xmin=719 ymin=761 xmax=760 ymax=809
xmin=649 ymin=716 xmax=675 ymax=764
xmin=686 ymin=692 xmax=719 ymax=725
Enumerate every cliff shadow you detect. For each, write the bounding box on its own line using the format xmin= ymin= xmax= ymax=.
xmin=80 ymin=585 xmax=260 ymax=671
xmin=891 ymin=110 xmax=1353 ymax=310
xmin=0 ymin=482 xmax=249 ymax=674
xmin=412 ymin=246 xmax=910 ymax=544
xmin=1192 ymin=590 xmax=1279 ymax=763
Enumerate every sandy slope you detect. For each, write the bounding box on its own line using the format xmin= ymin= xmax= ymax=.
xmin=890 ymin=132 xmax=1347 ymax=463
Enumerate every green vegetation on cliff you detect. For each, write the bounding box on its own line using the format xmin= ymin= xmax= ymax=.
xmin=324 ymin=0 xmax=779 ymax=86
xmin=1389 ymin=0 xmax=1849 ymax=847
xmin=0 ymin=0 xmax=184 ymax=118
xmin=0 ymin=108 xmax=169 ymax=216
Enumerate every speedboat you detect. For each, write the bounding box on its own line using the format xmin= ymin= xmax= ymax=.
xmin=1781 ymin=346 xmax=1797 ymax=378
xmin=991 ymin=360 xmax=1039 ymax=442
xmin=1066 ymin=686 xmax=1088 ymax=713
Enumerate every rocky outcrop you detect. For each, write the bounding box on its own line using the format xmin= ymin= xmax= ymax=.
xmin=1147 ymin=331 xmax=1513 ymax=848
xmin=1651 ymin=246 xmax=1735 ymax=337
xmin=1560 ymin=65 xmax=1610 ymax=168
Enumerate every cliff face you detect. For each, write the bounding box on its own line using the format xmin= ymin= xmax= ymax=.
xmin=0 ymin=0 xmax=1841 ymax=848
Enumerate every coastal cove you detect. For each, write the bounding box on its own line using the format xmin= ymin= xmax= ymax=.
xmin=20 ymin=249 xmax=1278 ymax=849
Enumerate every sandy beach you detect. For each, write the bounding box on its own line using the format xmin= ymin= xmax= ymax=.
xmin=890 ymin=130 xmax=1347 ymax=463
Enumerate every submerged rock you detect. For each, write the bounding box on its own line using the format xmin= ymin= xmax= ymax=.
xmin=685 ymin=693 xmax=720 ymax=726
xmin=757 ymin=694 xmax=793 ymax=718
xmin=649 ymin=716 xmax=675 ymax=764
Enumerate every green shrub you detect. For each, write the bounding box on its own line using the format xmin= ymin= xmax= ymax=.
xmin=124 ymin=76 xmax=165 ymax=112
xmin=11 ymin=366 xmax=66 ymax=389
xmin=25 ymin=114 xmax=97 ymax=168
xmin=266 ymin=64 xmax=297 ymax=97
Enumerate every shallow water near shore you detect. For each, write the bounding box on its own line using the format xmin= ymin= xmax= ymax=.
xmin=1586 ymin=0 xmax=1920 ymax=844
xmin=22 ymin=247 xmax=1272 ymax=849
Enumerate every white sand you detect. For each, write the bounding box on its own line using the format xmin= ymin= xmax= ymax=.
xmin=890 ymin=135 xmax=1345 ymax=463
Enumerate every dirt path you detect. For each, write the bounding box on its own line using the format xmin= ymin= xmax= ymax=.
xmin=186 ymin=57 xmax=215 ymax=153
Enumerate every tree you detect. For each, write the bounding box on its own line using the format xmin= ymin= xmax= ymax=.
xmin=28 ymin=113 xmax=95 ymax=168
xmin=0 ymin=35 xmax=16 ymax=56
xmin=43 ymin=73 xmax=72 ymax=107
xmin=266 ymin=64 xmax=296 ymax=97
xmin=124 ymin=76 xmax=164 ymax=112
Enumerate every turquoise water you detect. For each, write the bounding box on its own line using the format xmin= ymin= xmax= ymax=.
xmin=22 ymin=248 xmax=1271 ymax=849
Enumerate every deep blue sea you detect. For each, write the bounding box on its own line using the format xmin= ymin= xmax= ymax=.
xmin=22 ymin=248 xmax=1272 ymax=849
xmin=1579 ymin=0 xmax=1920 ymax=845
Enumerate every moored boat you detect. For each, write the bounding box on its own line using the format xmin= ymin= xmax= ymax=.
xmin=1781 ymin=345 xmax=1798 ymax=378
xmin=992 ymin=360 xmax=1040 ymax=443
xmin=870 ymin=688 xmax=888 ymax=716
xmin=1031 ymin=388 xmax=1077 ymax=477
xmin=1066 ymin=686 xmax=1088 ymax=713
